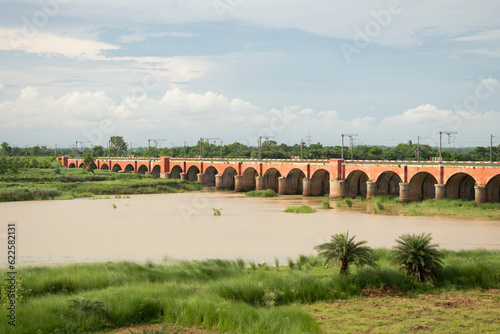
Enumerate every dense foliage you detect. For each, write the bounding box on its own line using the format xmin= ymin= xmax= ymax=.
xmin=2 ymin=139 xmax=499 ymax=161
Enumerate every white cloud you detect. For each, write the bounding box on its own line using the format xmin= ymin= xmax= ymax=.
xmin=0 ymin=28 xmax=119 ymax=59
xmin=455 ymin=29 xmax=500 ymax=42
xmin=462 ymin=47 xmax=500 ymax=58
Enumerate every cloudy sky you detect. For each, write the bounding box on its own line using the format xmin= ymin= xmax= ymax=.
xmin=1 ymin=0 xmax=499 ymax=150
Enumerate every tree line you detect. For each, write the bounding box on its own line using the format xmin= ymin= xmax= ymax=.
xmin=2 ymin=137 xmax=499 ymax=162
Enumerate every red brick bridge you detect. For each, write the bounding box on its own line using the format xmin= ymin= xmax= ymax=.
xmin=58 ymin=157 xmax=500 ymax=203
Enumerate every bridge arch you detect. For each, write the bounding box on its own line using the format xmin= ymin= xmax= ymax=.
xmin=186 ymin=166 xmax=200 ymax=182
xmin=204 ymin=166 xmax=218 ymax=186
xmin=311 ymin=169 xmax=330 ymax=196
xmin=152 ymin=165 xmax=161 ymax=178
xmin=376 ymin=171 xmax=402 ymax=197
xmin=241 ymin=167 xmax=258 ymax=191
xmin=68 ymin=163 xmax=76 ymax=168
xmin=138 ymin=165 xmax=149 ymax=174
xmin=79 ymin=163 xmax=85 ymax=168
xmin=262 ymin=168 xmax=281 ymax=193
xmin=170 ymin=165 xmax=182 ymax=179
xmin=124 ymin=164 xmax=135 ymax=173
xmin=101 ymin=163 xmax=109 ymax=171
xmin=285 ymin=168 xmax=306 ymax=194
xmin=409 ymin=172 xmax=437 ymax=200
xmin=486 ymin=175 xmax=500 ymax=202
xmin=112 ymin=164 xmax=122 ymax=172
xmin=220 ymin=167 xmax=237 ymax=190
xmin=346 ymin=170 xmax=369 ymax=197
xmin=445 ymin=173 xmax=476 ymax=201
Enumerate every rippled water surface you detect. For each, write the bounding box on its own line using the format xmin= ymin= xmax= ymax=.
xmin=1 ymin=192 xmax=499 ymax=266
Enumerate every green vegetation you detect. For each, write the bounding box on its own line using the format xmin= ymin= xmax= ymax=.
xmin=212 ymin=208 xmax=221 ymax=216
xmin=284 ymin=205 xmax=315 ymax=213
xmin=314 ymin=231 xmax=375 ymax=274
xmin=1 ymin=249 xmax=499 ymax=333
xmin=339 ymin=196 xmax=500 ymax=219
xmin=320 ymin=200 xmax=331 ymax=209
xmin=391 ymin=233 xmax=443 ymax=282
xmin=344 ymin=198 xmax=353 ymax=207
xmin=245 ymin=189 xmax=279 ymax=197
xmin=0 ymin=167 xmax=203 ymax=202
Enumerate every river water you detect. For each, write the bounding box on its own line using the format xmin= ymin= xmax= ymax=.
xmin=1 ymin=192 xmax=499 ymax=267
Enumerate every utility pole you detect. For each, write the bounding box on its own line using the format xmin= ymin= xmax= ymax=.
xmin=184 ymin=141 xmax=187 ymax=157
xmin=55 ymin=144 xmax=57 ymax=156
xmin=306 ymin=130 xmax=312 ymax=147
xmin=491 ymin=134 xmax=494 ymax=163
xmin=300 ymin=138 xmax=304 ymax=159
xmin=341 ymin=134 xmax=357 ymax=160
xmin=220 ymin=140 xmax=223 ymax=160
xmin=439 ymin=131 xmax=457 ymax=163
xmin=417 ymin=136 xmax=420 ymax=162
xmin=258 ymin=136 xmax=274 ymax=161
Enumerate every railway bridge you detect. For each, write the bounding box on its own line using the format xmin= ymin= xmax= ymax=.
xmin=58 ymin=157 xmax=500 ymax=204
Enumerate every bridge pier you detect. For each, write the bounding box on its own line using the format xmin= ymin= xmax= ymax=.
xmin=215 ymin=174 xmax=223 ymax=190
xmin=197 ymin=173 xmax=205 ymax=185
xmin=302 ymin=178 xmax=312 ymax=197
xmin=435 ymin=184 xmax=446 ymax=199
xmin=278 ymin=177 xmax=287 ymax=195
xmin=399 ymin=182 xmax=411 ymax=202
xmin=234 ymin=175 xmax=244 ymax=192
xmin=475 ymin=185 xmax=486 ymax=204
xmin=366 ymin=181 xmax=377 ymax=198
xmin=160 ymin=172 xmax=170 ymax=179
xmin=329 ymin=180 xmax=345 ymax=198
xmin=180 ymin=173 xmax=187 ymax=181
xmin=255 ymin=176 xmax=263 ymax=190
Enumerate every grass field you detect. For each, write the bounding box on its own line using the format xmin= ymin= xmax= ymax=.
xmin=1 ymin=250 xmax=499 ymax=333
xmin=0 ymin=167 xmax=203 ymax=202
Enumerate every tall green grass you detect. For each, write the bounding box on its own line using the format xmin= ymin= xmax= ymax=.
xmin=284 ymin=205 xmax=315 ymax=213
xmin=2 ymin=250 xmax=499 ymax=333
xmin=245 ymin=189 xmax=279 ymax=197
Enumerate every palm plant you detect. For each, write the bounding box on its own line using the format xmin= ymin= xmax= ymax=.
xmin=314 ymin=231 xmax=375 ymax=274
xmin=391 ymin=233 xmax=443 ymax=282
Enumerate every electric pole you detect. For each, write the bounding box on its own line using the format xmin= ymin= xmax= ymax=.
xmin=491 ymin=134 xmax=494 ymax=163
xmin=439 ymin=131 xmax=457 ymax=163
xmin=417 ymin=136 xmax=420 ymax=162
xmin=200 ymin=138 xmax=220 ymax=159
xmin=259 ymin=136 xmax=274 ymax=161
xmin=341 ymin=134 xmax=357 ymax=160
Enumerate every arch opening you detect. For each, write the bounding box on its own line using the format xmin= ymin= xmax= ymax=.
xmin=186 ymin=166 xmax=200 ymax=182
xmin=285 ymin=168 xmax=306 ymax=194
xmin=152 ymin=165 xmax=161 ymax=178
xmin=138 ymin=165 xmax=149 ymax=175
xmin=241 ymin=167 xmax=258 ymax=192
xmin=68 ymin=163 xmax=76 ymax=168
xmin=311 ymin=169 xmax=330 ymax=196
xmin=204 ymin=166 xmax=218 ymax=187
xmin=262 ymin=168 xmax=281 ymax=193
xmin=376 ymin=171 xmax=402 ymax=197
xmin=101 ymin=163 xmax=109 ymax=171
xmin=124 ymin=164 xmax=135 ymax=173
xmin=409 ymin=172 xmax=438 ymax=200
xmin=220 ymin=167 xmax=237 ymax=190
xmin=346 ymin=170 xmax=369 ymax=197
xmin=170 ymin=165 xmax=182 ymax=179
xmin=112 ymin=164 xmax=122 ymax=172
xmin=486 ymin=175 xmax=500 ymax=203
xmin=446 ymin=173 xmax=476 ymax=201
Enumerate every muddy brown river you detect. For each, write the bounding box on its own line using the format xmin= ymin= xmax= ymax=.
xmin=1 ymin=192 xmax=499 ymax=266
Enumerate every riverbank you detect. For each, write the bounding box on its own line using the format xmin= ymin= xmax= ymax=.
xmin=332 ymin=195 xmax=500 ymax=219
xmin=0 ymin=168 xmax=203 ymax=202
xmin=2 ymin=249 xmax=499 ymax=333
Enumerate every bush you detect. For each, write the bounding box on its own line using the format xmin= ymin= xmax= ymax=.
xmin=284 ymin=205 xmax=315 ymax=213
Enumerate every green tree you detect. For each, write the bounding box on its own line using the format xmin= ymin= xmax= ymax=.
xmin=391 ymin=233 xmax=443 ymax=282
xmin=93 ymin=145 xmax=104 ymax=157
xmin=109 ymin=136 xmax=127 ymax=156
xmin=1 ymin=142 xmax=12 ymax=156
xmin=83 ymin=155 xmax=96 ymax=173
xmin=314 ymin=231 xmax=375 ymax=274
